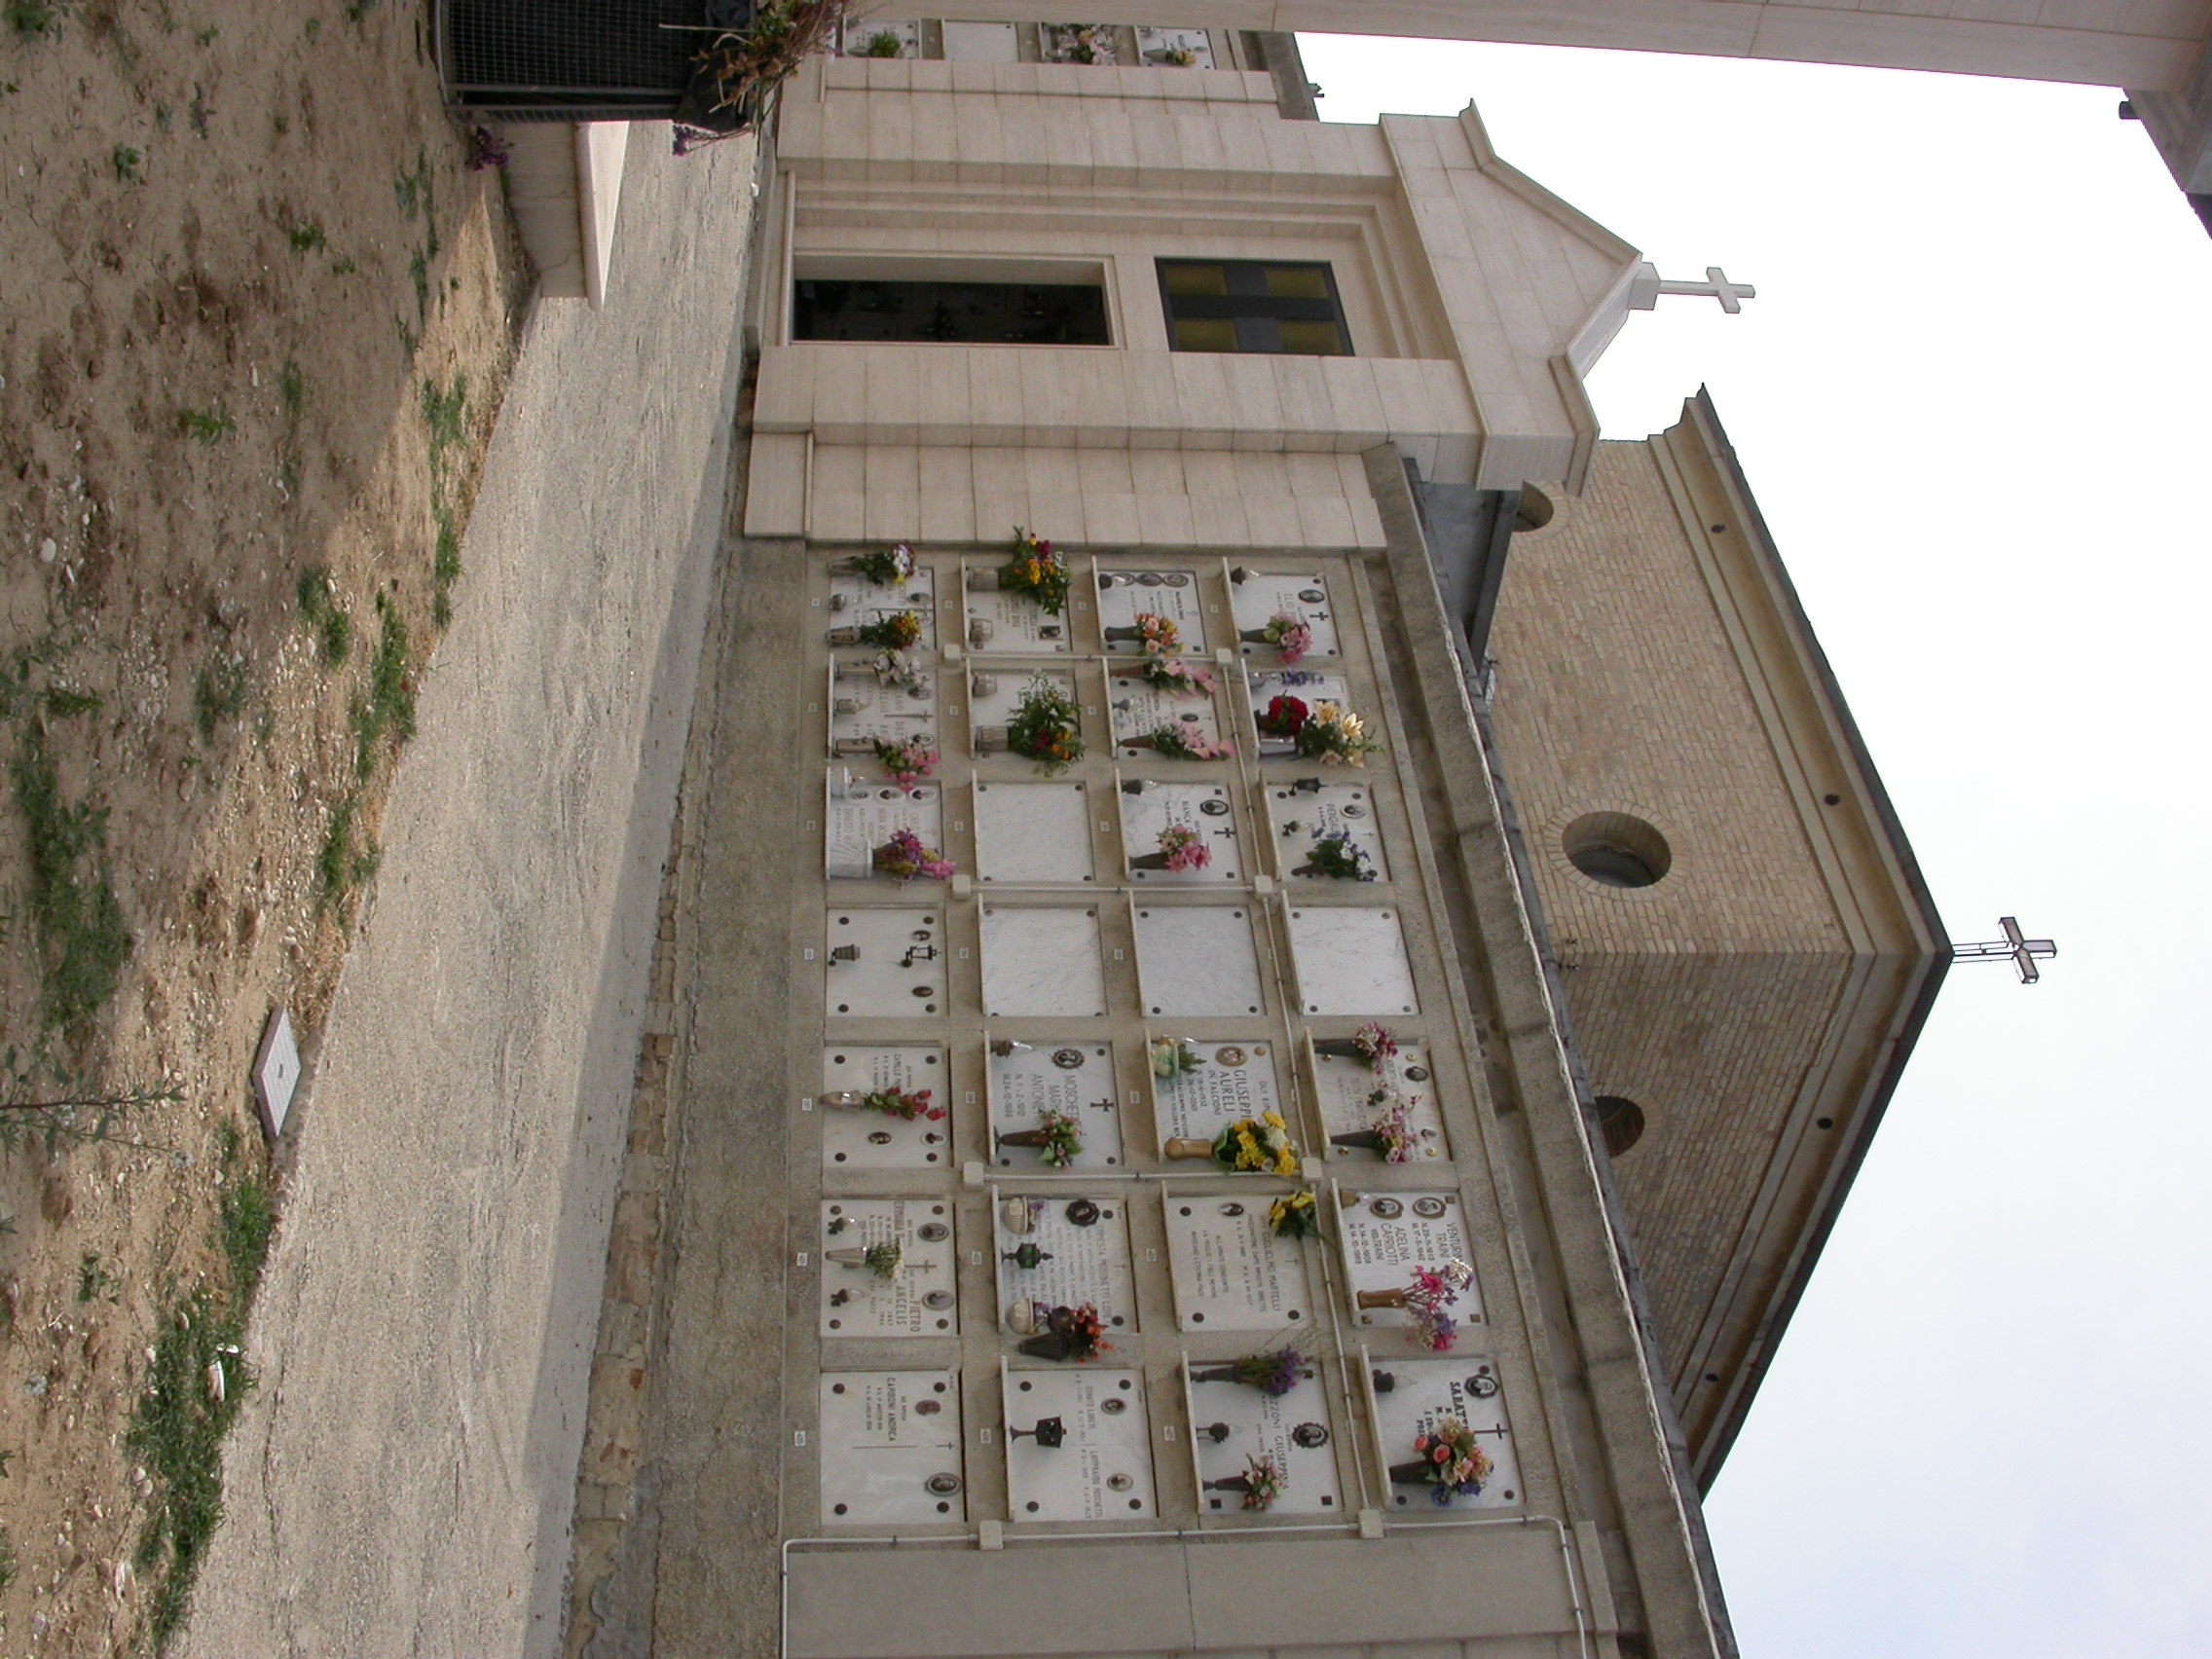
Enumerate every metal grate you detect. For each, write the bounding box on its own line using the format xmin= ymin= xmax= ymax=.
xmin=440 ymin=0 xmax=732 ymax=121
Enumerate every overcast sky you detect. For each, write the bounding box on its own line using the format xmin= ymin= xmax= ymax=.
xmin=1299 ymin=35 xmax=2212 ymax=1658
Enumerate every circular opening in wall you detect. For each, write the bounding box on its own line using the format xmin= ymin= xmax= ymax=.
xmin=1595 ymin=1095 xmax=1645 ymax=1157
xmin=1514 ymin=485 xmax=1555 ymax=533
xmin=1564 ymin=812 xmax=1671 ymax=889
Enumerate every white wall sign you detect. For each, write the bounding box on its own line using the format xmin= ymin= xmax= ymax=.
xmin=963 ymin=564 xmax=1072 ymax=653
xmin=1228 ymin=568 xmax=1338 ymax=659
xmin=1149 ymin=1039 xmax=1280 ymax=1147
xmin=1131 ymin=903 xmax=1264 ymax=1016
xmin=1266 ymin=781 xmax=1387 ymax=882
xmin=825 ymin=908 xmax=948 ymax=1017
xmin=992 ymin=1189 xmax=1139 ymax=1336
xmin=987 ymin=1039 xmax=1124 ymax=1169
xmin=1335 ymin=1189 xmax=1483 ymax=1337
xmin=975 ymin=780 xmax=1094 ymax=883
xmin=980 ymin=906 xmax=1107 ymax=1017
xmin=1309 ymin=1036 xmax=1450 ymax=1164
xmin=1186 ymin=1368 xmax=1341 ymax=1517
xmin=829 ymin=563 xmax=937 ymax=649
xmin=1365 ymin=1353 xmax=1522 ymax=1513
xmin=826 ymin=655 xmax=937 ymax=756
xmin=1163 ymin=1195 xmax=1311 ymax=1330
xmin=1095 ymin=566 xmax=1207 ymax=650
xmin=819 ymin=1045 xmax=950 ymax=1170
xmin=1287 ymin=905 xmax=1419 ymax=1015
xmin=1108 ymin=670 xmax=1227 ymax=758
xmin=819 ymin=1371 xmax=966 ymax=1525
xmin=1118 ymin=779 xmax=1240 ymax=884
xmin=825 ymin=773 xmax=943 ymax=881
xmin=819 ymin=1198 xmax=960 ymax=1338
xmin=1002 ymin=1367 xmax=1158 ymax=1522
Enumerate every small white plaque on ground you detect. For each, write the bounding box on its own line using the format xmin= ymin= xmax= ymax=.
xmin=1309 ymin=1037 xmax=1449 ymax=1164
xmin=971 ymin=668 xmax=1081 ymax=759
xmin=1163 ymin=1195 xmax=1312 ymax=1330
xmin=1229 ymin=569 xmax=1339 ymax=660
xmin=819 ymin=1198 xmax=959 ymax=1338
xmin=820 ymin=1045 xmax=951 ymax=1170
xmin=975 ymin=781 xmax=1094 ymax=884
xmin=829 ymin=564 xmax=937 ymax=651
xmin=980 ymin=907 xmax=1106 ymax=1017
xmin=1287 ymin=906 xmax=1419 ymax=1015
xmin=1095 ymin=567 xmax=1206 ymax=651
xmin=1266 ymin=781 xmax=1386 ymax=882
xmin=941 ymin=18 xmax=1019 ymax=59
xmin=827 ymin=656 xmax=938 ymax=757
xmin=1149 ymin=1039 xmax=1281 ymax=1147
xmin=1108 ymin=670 xmax=1228 ymax=759
xmin=993 ymin=1191 xmax=1139 ymax=1336
xmin=1336 ymin=1189 xmax=1483 ymax=1336
xmin=1246 ymin=670 xmax=1354 ymax=759
xmin=1118 ymin=780 xmax=1239 ymax=884
xmin=252 ymin=1007 xmax=300 ymax=1138
xmin=825 ymin=908 xmax=950 ymax=1018
xmin=963 ymin=566 xmax=1072 ymax=653
xmin=1003 ymin=1368 xmax=1157 ymax=1522
xmin=819 ymin=1371 xmax=965 ymax=1525
xmin=987 ymin=1040 xmax=1124 ymax=1169
xmin=1186 ymin=1369 xmax=1341 ymax=1516
xmin=1131 ymin=904 xmax=1263 ymax=1017
xmin=1135 ymin=23 xmax=1214 ymax=67
xmin=826 ymin=773 xmax=944 ymax=881
xmin=1366 ymin=1353 xmax=1521 ymax=1512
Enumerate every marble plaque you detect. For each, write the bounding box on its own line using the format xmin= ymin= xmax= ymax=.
xmin=1149 ymin=1039 xmax=1281 ymax=1146
xmin=975 ymin=781 xmax=1095 ymax=884
xmin=1335 ymin=1189 xmax=1484 ymax=1335
xmin=1309 ymin=1037 xmax=1450 ymax=1165
xmin=980 ymin=907 xmax=1106 ymax=1017
xmin=1266 ymin=781 xmax=1387 ymax=882
xmin=1002 ymin=1368 xmax=1157 ymax=1522
xmin=1229 ymin=568 xmax=1339 ymax=660
xmin=1095 ymin=567 xmax=1207 ymax=652
xmin=987 ymin=1040 xmax=1124 ymax=1170
xmin=1186 ymin=1369 xmax=1341 ymax=1517
xmin=1118 ymin=780 xmax=1240 ymax=884
xmin=941 ymin=18 xmax=1018 ymax=59
xmin=829 ymin=563 xmax=937 ymax=650
xmin=1135 ymin=22 xmax=1214 ymax=66
xmin=993 ymin=1191 xmax=1139 ymax=1335
xmin=1245 ymin=670 xmax=1353 ymax=758
xmin=970 ymin=668 xmax=1081 ymax=758
xmin=818 ymin=1198 xmax=959 ymax=1337
xmin=1366 ymin=1354 xmax=1522 ymax=1512
xmin=825 ymin=773 xmax=945 ymax=881
xmin=1287 ymin=906 xmax=1419 ymax=1015
xmin=1107 ymin=671 xmax=1228 ymax=758
xmin=825 ymin=908 xmax=949 ymax=1018
xmin=818 ymin=1371 xmax=966 ymax=1525
xmin=963 ymin=565 xmax=1072 ymax=654
xmin=827 ymin=654 xmax=938 ymax=756
xmin=1163 ymin=1195 xmax=1312 ymax=1330
xmin=1131 ymin=904 xmax=1264 ymax=1017
xmin=819 ymin=1045 xmax=951 ymax=1170
xmin=839 ymin=17 xmax=919 ymax=55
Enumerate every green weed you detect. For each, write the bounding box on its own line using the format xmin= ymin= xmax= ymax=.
xmin=193 ymin=22 xmax=213 ymax=42
xmin=0 ymin=1528 xmax=14 ymax=1594
xmin=350 ymin=596 xmax=414 ymax=777
xmin=329 ymin=255 xmax=356 ymax=276
xmin=176 ymin=405 xmax=233 ymax=444
xmin=303 ymin=15 xmax=319 ymax=37
xmin=192 ymin=654 xmax=247 ymax=742
xmin=420 ymin=373 xmax=465 ymax=472
xmin=9 ymin=736 xmax=131 ymax=1036
xmin=314 ymin=792 xmax=376 ymax=903
xmin=77 ymin=1250 xmax=120 ymax=1303
xmin=295 ymin=566 xmax=350 ymax=665
xmin=154 ymin=100 xmax=171 ymax=131
xmin=287 ymin=221 xmax=324 ymax=254
xmin=111 ymin=144 xmax=141 ymax=181
xmin=7 ymin=0 xmax=74 ymax=38
xmin=271 ymin=111 xmax=287 ymax=136
xmin=278 ymin=357 xmax=304 ymax=415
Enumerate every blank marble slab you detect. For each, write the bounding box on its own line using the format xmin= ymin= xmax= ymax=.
xmin=1148 ymin=1038 xmax=1281 ymax=1146
xmin=825 ymin=774 xmax=944 ymax=881
xmin=993 ymin=1190 xmax=1139 ymax=1336
xmin=1095 ymin=566 xmax=1208 ymax=651
xmin=1335 ymin=1189 xmax=1484 ymax=1337
xmin=1163 ymin=1193 xmax=1312 ymax=1331
xmin=1309 ymin=1037 xmax=1450 ymax=1166
xmin=1246 ymin=668 xmax=1353 ymax=760
xmin=1106 ymin=669 xmax=1227 ymax=758
xmin=979 ymin=906 xmax=1106 ymax=1017
xmin=818 ymin=1045 xmax=951 ymax=1171
xmin=1366 ymin=1354 xmax=1523 ymax=1514
xmin=1266 ymin=781 xmax=1387 ymax=882
xmin=1228 ymin=567 xmax=1340 ymax=660
xmin=987 ymin=1039 xmax=1124 ymax=1169
xmin=1002 ymin=1368 xmax=1158 ymax=1523
xmin=819 ymin=1371 xmax=966 ymax=1525
xmin=1186 ymin=1370 xmax=1342 ymax=1518
xmin=1130 ymin=903 xmax=1264 ymax=1017
xmin=974 ymin=780 xmax=1095 ymax=884
xmin=825 ymin=907 xmax=950 ymax=1017
xmin=1118 ymin=779 xmax=1240 ymax=884
xmin=828 ymin=562 xmax=937 ymax=651
xmin=962 ymin=562 xmax=1072 ymax=653
xmin=827 ymin=655 xmax=939 ymax=756
xmin=941 ymin=18 xmax=1018 ymax=58
xmin=969 ymin=667 xmax=1080 ymax=759
xmin=1286 ymin=905 xmax=1419 ymax=1016
xmin=818 ymin=1198 xmax=959 ymax=1338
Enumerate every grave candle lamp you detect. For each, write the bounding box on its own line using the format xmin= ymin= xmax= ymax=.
xmin=1000 ymin=1241 xmax=1054 ymax=1271
xmin=1006 ymin=1416 xmax=1067 ymax=1449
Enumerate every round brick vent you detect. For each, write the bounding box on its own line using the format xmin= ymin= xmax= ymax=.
xmin=1595 ymin=1095 xmax=1645 ymax=1157
xmin=1564 ymin=812 xmax=1671 ymax=889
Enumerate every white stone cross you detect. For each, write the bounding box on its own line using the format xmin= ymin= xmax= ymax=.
xmin=1952 ymin=916 xmax=2057 ymax=984
xmin=1628 ymin=262 xmax=1757 ymax=314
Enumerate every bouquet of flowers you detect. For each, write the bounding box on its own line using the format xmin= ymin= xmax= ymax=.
xmin=1144 ymin=722 xmax=1235 ymax=760
xmin=1267 ymin=1190 xmax=1320 ymax=1239
xmin=861 ymin=1240 xmax=903 ymax=1279
xmin=1013 ymin=1301 xmax=1111 ymax=1361
xmin=1150 ymin=1036 xmax=1203 ymax=1079
xmin=1157 ymin=824 xmax=1209 ymax=872
xmin=855 ymin=610 xmax=923 ymax=650
xmin=867 ymin=648 xmax=929 ymax=695
xmin=1294 ymin=830 xmax=1375 ymax=881
xmin=1403 ymin=1260 xmax=1475 ymax=1351
xmin=1133 ymin=612 xmax=1180 ymax=654
xmin=1033 ymin=1107 xmax=1083 ymax=1168
xmin=1139 ymin=656 xmax=1215 ymax=697
xmin=1159 ymin=45 xmax=1197 ymax=66
xmin=1255 ymin=693 xmax=1309 ymax=739
xmin=1193 ymin=1348 xmax=1307 ymax=1396
xmin=1313 ymin=1020 xmax=1398 ymax=1071
xmin=1260 ymin=612 xmax=1312 ymax=665
xmin=872 ymin=737 xmax=938 ymax=789
xmin=1007 ymin=677 xmax=1086 ymax=774
xmin=1213 ymin=1112 xmax=1300 ymax=1177
xmin=1297 ymin=702 xmax=1379 ymax=766
xmin=997 ymin=528 xmax=1070 ymax=616
xmin=1235 ymin=1454 xmax=1285 ymax=1511
xmin=858 ymin=1087 xmax=943 ymax=1122
xmin=1408 ymin=1419 xmax=1494 ymax=1506
xmin=1367 ymin=1093 xmax=1417 ymax=1163
xmin=850 ymin=542 xmax=918 ymax=585
xmin=872 ymin=829 xmax=955 ymax=884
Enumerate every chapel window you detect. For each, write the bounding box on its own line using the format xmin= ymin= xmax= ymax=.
xmin=1156 ymin=260 xmax=1351 ymax=355
xmin=792 ymin=278 xmax=1110 ymax=346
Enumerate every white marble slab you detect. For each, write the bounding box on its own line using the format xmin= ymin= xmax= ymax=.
xmin=1002 ymin=1368 xmax=1157 ymax=1522
xmin=987 ymin=1039 xmax=1124 ymax=1170
xmin=828 ymin=562 xmax=937 ymax=651
xmin=827 ymin=654 xmax=938 ymax=756
xmin=980 ymin=907 xmax=1106 ymax=1018
xmin=819 ymin=1371 xmax=966 ymax=1525
xmin=1366 ymin=1353 xmax=1522 ymax=1513
xmin=970 ymin=668 xmax=1082 ymax=760
xmin=974 ymin=780 xmax=1095 ymax=884
xmin=1186 ymin=1369 xmax=1341 ymax=1517
xmin=1228 ymin=568 xmax=1339 ymax=660
xmin=963 ymin=563 xmax=1072 ymax=653
xmin=1148 ymin=1038 xmax=1282 ymax=1147
xmin=839 ymin=18 xmax=919 ymax=55
xmin=819 ymin=1045 xmax=951 ymax=1170
xmin=825 ymin=907 xmax=949 ymax=1018
xmin=1095 ymin=566 xmax=1208 ymax=652
xmin=941 ymin=18 xmax=1018 ymax=59
xmin=1135 ymin=23 xmax=1214 ymax=67
xmin=818 ymin=1198 xmax=959 ymax=1338
xmin=993 ymin=1191 xmax=1139 ymax=1336
xmin=1107 ymin=669 xmax=1228 ymax=759
xmin=825 ymin=773 xmax=945 ymax=882
xmin=1163 ymin=1195 xmax=1312 ymax=1331
xmin=1309 ymin=1037 xmax=1450 ymax=1166
xmin=1245 ymin=669 xmax=1353 ymax=759
xmin=1286 ymin=905 xmax=1419 ymax=1016
xmin=1266 ymin=781 xmax=1387 ymax=882
xmin=1335 ymin=1189 xmax=1484 ymax=1337
xmin=1117 ymin=780 xmax=1240 ymax=885
xmin=1130 ymin=903 xmax=1264 ymax=1017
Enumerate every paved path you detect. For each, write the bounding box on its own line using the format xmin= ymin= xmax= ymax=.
xmin=179 ymin=131 xmax=758 ymax=1659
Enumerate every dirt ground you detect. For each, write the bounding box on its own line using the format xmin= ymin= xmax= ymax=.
xmin=0 ymin=0 xmax=529 ymax=1647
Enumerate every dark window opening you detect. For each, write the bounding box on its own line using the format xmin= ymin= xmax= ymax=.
xmin=1595 ymin=1095 xmax=1645 ymax=1158
xmin=1157 ymin=259 xmax=1350 ymax=355
xmin=792 ymin=278 xmax=1109 ymax=346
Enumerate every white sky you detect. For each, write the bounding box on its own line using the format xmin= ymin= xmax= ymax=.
xmin=1299 ymin=34 xmax=2212 ymax=1657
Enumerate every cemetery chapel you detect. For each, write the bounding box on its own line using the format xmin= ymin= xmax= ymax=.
xmin=557 ymin=23 xmax=1947 ymax=1659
